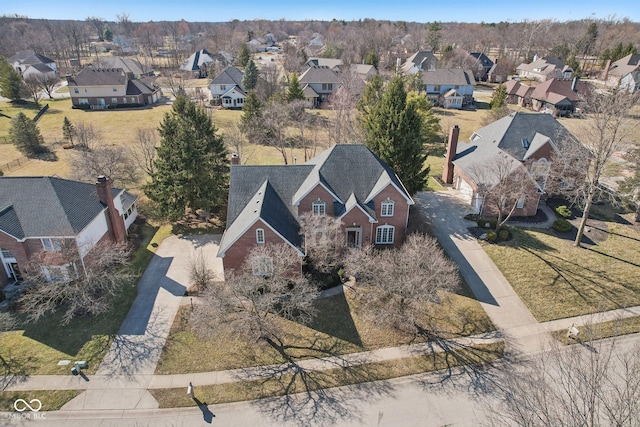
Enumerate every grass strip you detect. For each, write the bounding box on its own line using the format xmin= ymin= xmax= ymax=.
xmin=0 ymin=390 xmax=81 ymax=412
xmin=150 ymin=342 xmax=503 ymax=408
xmin=551 ymin=316 xmax=640 ymax=345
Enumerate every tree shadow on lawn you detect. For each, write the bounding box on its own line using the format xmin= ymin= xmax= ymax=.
xmin=308 ymin=292 xmax=362 ymax=347
xmin=241 ymin=335 xmax=393 ymax=427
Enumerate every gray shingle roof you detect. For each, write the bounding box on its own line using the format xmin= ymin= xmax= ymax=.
xmin=9 ymin=51 xmax=55 ymax=66
xmin=219 ymin=145 xmax=413 ymax=257
xmin=422 ymin=69 xmax=476 ymax=86
xmin=94 ymin=57 xmax=151 ymax=76
xmin=210 ymin=66 xmax=244 ymax=87
xmin=181 ymin=49 xmax=215 ymax=71
xmin=0 ymin=177 xmax=135 ymax=240
xmin=69 ymin=67 xmax=128 ymax=86
xmin=299 ymin=66 xmax=341 ymax=85
xmin=453 ymin=112 xmax=577 ymax=182
xmin=607 ymin=53 xmax=640 ymax=78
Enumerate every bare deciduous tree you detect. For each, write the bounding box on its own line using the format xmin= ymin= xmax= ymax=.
xmin=550 ymin=89 xmax=639 ymax=246
xmin=299 ymin=212 xmax=345 ymax=274
xmin=223 ymin=124 xmax=256 ymax=164
xmin=129 ymin=128 xmax=158 ymax=176
xmin=192 ymin=244 xmax=317 ymax=344
xmin=468 ymin=153 xmax=535 ymax=230
xmin=485 ymin=336 xmax=640 ymax=427
xmin=23 ymin=75 xmax=43 ymax=105
xmin=343 ymin=233 xmax=459 ymax=334
xmin=187 ymin=248 xmax=217 ymax=294
xmin=18 ymin=240 xmax=133 ymax=325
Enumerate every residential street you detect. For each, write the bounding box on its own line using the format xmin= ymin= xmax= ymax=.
xmin=3 ymin=189 xmax=640 ymax=426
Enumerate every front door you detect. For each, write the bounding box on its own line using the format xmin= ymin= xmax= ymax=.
xmin=345 ymin=227 xmax=362 ymax=248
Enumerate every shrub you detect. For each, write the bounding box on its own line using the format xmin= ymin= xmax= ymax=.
xmin=486 ymin=231 xmax=497 ymax=242
xmin=554 ymin=205 xmax=572 ymax=219
xmin=552 ymin=219 xmax=572 ymax=233
xmin=488 ymin=219 xmax=498 ymax=229
xmin=476 ymin=218 xmax=487 ymax=227
xmin=498 ymin=229 xmax=510 ymax=241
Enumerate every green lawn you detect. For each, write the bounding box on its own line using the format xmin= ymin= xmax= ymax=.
xmin=156 ymin=282 xmax=494 ymax=374
xmin=483 ymin=224 xmax=640 ymax=322
xmin=0 ymin=222 xmax=164 ymax=375
xmin=0 ymin=390 xmax=81 ymax=412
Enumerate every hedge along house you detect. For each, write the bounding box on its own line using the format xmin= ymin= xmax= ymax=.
xmin=0 ymin=176 xmax=137 ymax=288
xmin=218 ymin=145 xmax=414 ymax=275
xmin=67 ymin=67 xmax=162 ymax=110
xmin=442 ymin=112 xmax=579 ymax=218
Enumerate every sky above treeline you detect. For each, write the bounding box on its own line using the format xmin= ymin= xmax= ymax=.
xmin=4 ymin=0 xmax=638 ymax=23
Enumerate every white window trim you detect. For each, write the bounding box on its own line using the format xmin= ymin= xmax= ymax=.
xmin=256 ymin=228 xmax=265 ymax=244
xmin=381 ymin=200 xmax=395 ymax=217
xmin=516 ymin=195 xmax=526 ymax=209
xmin=41 ymin=238 xmax=62 ymax=252
xmin=252 ymin=255 xmax=273 ymax=276
xmin=312 ymin=201 xmax=326 ymax=216
xmin=375 ymin=225 xmax=395 ymax=245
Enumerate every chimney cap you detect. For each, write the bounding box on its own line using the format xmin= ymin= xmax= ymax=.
xmin=97 ymin=175 xmax=107 ymax=183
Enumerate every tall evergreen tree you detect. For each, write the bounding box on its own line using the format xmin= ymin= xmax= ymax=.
xmin=286 ymin=73 xmax=305 ymax=102
xmin=359 ymin=77 xmax=429 ymax=195
xmin=237 ymin=43 xmax=251 ymax=69
xmin=242 ymin=59 xmax=259 ymax=90
xmin=0 ymin=56 xmax=26 ymax=101
xmin=62 ymin=116 xmax=75 ymax=147
xmin=240 ymin=91 xmax=264 ymax=143
xmin=490 ymin=84 xmax=507 ymax=109
xmin=9 ymin=112 xmax=46 ymax=156
xmin=145 ymin=96 xmax=229 ymax=220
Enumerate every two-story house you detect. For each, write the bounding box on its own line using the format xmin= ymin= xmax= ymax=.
xmin=422 ymin=69 xmax=476 ymax=108
xmin=603 ymin=53 xmax=640 ymax=93
xmin=67 ymin=67 xmax=162 ymax=109
xmin=218 ymin=145 xmax=414 ymax=274
xmin=0 ymin=176 xmax=137 ymax=288
xmin=299 ymin=65 xmax=342 ymax=107
xmin=209 ymin=66 xmax=246 ymax=109
xmin=8 ymin=51 xmax=57 ymax=79
xmin=516 ymin=56 xmax=573 ymax=82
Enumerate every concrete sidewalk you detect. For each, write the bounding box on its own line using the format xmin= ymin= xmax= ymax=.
xmin=58 ymin=234 xmax=223 ymax=411
xmin=414 ymin=190 xmax=551 ymax=355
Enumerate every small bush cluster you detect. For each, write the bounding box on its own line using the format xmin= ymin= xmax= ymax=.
xmin=554 ymin=205 xmax=572 ymax=219
xmin=476 ymin=218 xmax=487 ymax=227
xmin=486 ymin=231 xmax=497 ymax=242
xmin=552 ymin=219 xmax=573 ymax=233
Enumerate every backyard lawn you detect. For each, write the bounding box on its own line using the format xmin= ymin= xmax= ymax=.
xmin=483 ymin=221 xmax=640 ymax=322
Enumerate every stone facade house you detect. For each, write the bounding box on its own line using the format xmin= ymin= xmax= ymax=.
xmin=0 ymin=176 xmax=137 ymax=288
xmin=218 ymin=145 xmax=414 ymax=274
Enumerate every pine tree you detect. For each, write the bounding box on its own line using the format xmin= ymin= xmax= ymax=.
xmin=144 ymin=96 xmax=229 ymax=220
xmin=286 ymin=73 xmax=305 ymax=102
xmin=0 ymin=56 xmax=26 ymax=101
xmin=237 ymin=43 xmax=251 ymax=69
xmin=359 ymin=77 xmax=429 ymax=195
xmin=240 ymin=91 xmax=264 ymax=143
xmin=62 ymin=116 xmax=75 ymax=147
xmin=242 ymin=59 xmax=258 ymax=90
xmin=9 ymin=112 xmax=46 ymax=156
xmin=490 ymin=84 xmax=507 ymax=109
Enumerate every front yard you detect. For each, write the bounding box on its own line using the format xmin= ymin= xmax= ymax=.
xmin=483 ymin=219 xmax=640 ymax=322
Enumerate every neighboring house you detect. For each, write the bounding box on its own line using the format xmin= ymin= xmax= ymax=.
xmin=603 ymin=54 xmax=640 ymax=93
xmin=516 ymin=56 xmax=573 ymax=82
xmin=93 ymin=57 xmax=153 ymax=79
xmin=209 ymin=66 xmax=246 ymax=109
xmin=305 ymin=58 xmax=343 ymax=71
xmin=530 ymin=78 xmax=590 ymax=116
xmin=442 ymin=112 xmax=578 ymax=216
xmin=421 ymin=69 xmax=476 ymax=108
xmin=0 ymin=176 xmax=137 ymax=287
xmin=180 ymin=49 xmax=226 ymax=78
xmin=401 ymin=50 xmax=439 ymax=74
xmin=350 ymin=64 xmax=377 ymax=81
xmin=8 ymin=51 xmax=57 ymax=78
xmin=299 ymin=65 xmax=342 ymax=107
xmin=218 ymin=144 xmax=414 ymax=274
xmin=66 ymin=67 xmax=162 ymax=109
xmin=21 ymin=63 xmax=57 ymax=82
xmin=505 ymin=78 xmax=590 ymax=116
xmin=469 ymin=52 xmax=494 ymax=82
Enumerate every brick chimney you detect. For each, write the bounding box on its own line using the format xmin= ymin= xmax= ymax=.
xmin=442 ymin=125 xmax=460 ymax=185
xmin=231 ymin=153 xmax=240 ymax=165
xmin=96 ymin=176 xmax=127 ymax=243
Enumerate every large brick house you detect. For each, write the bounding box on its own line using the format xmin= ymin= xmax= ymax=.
xmin=442 ymin=112 xmax=578 ymax=217
xmin=218 ymin=145 xmax=414 ymax=274
xmin=0 ymin=176 xmax=137 ymax=287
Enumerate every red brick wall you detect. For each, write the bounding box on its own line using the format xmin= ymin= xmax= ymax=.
xmin=222 ymin=220 xmax=300 ymax=272
xmin=340 ymin=209 xmax=374 ymax=246
xmin=371 ymin=184 xmax=410 ymax=248
xmin=298 ymin=185 xmax=336 ymax=216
